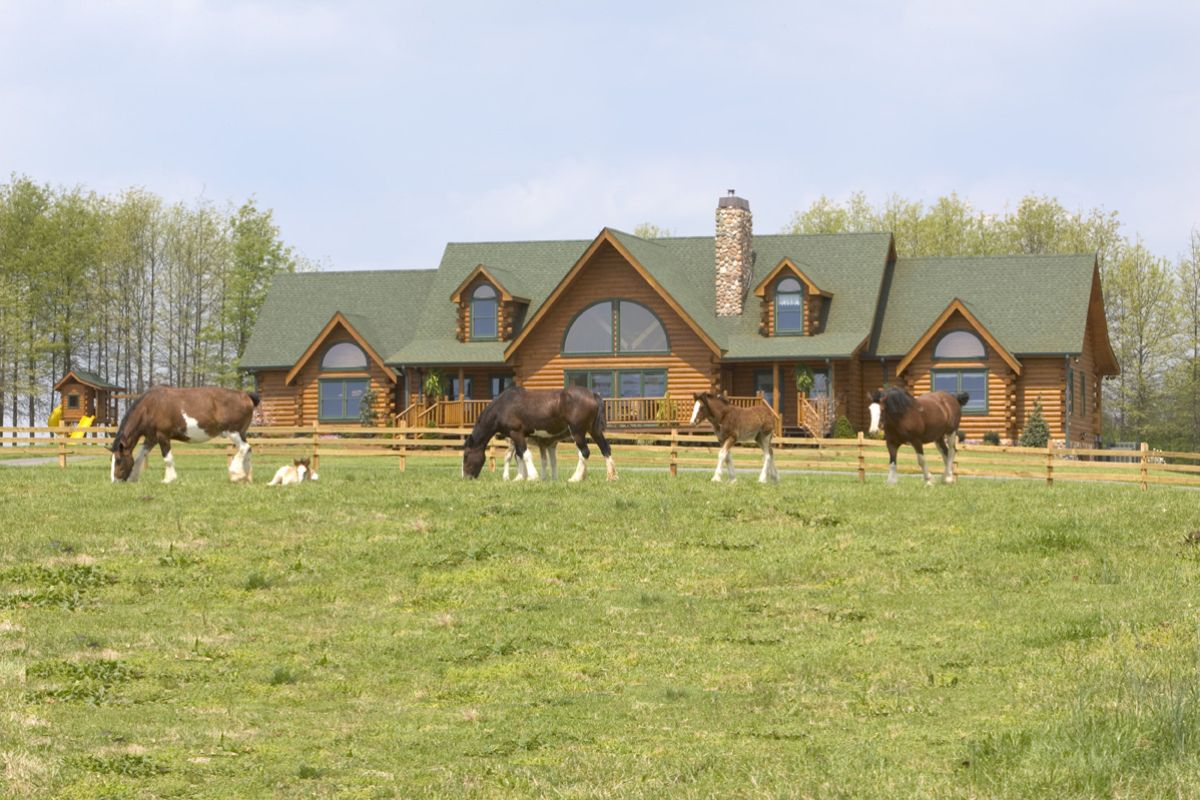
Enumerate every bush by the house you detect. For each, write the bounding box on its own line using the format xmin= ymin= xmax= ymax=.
xmin=833 ymin=416 xmax=855 ymax=438
xmin=1019 ymin=400 xmax=1050 ymax=448
xmin=983 ymin=431 xmax=1001 ymax=446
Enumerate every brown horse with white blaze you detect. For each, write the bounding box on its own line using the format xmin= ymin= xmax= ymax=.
xmin=690 ymin=392 xmax=779 ymax=483
xmin=109 ymin=386 xmax=260 ymax=484
xmin=868 ymin=387 xmax=968 ymax=486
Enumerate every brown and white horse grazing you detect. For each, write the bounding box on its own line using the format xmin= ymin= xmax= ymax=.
xmin=268 ymin=457 xmax=318 ymax=486
xmin=690 ymin=392 xmax=779 ymax=483
xmin=502 ymin=431 xmax=570 ymax=481
xmin=109 ymin=386 xmax=259 ymax=484
xmin=463 ymin=386 xmax=615 ymax=481
xmin=868 ymin=387 xmax=968 ymax=486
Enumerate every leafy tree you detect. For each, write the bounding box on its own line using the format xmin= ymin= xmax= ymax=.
xmin=633 ymin=223 xmax=672 ymax=239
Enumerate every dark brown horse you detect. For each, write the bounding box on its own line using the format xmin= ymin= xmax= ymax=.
xmin=868 ymin=387 xmax=968 ymax=486
xmin=690 ymin=392 xmax=778 ymax=483
xmin=463 ymin=386 xmax=615 ymax=481
xmin=110 ymin=386 xmax=259 ymax=484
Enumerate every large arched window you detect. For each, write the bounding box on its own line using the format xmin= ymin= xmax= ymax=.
xmin=933 ymin=330 xmax=986 ymax=360
xmin=774 ymin=276 xmax=804 ymax=334
xmin=321 ymin=341 xmax=368 ymax=370
xmin=471 ymin=284 xmax=498 ymax=340
xmin=562 ymin=300 xmax=668 ymax=355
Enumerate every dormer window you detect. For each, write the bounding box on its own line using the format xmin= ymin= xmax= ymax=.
xmin=471 ymin=284 xmax=498 ymax=340
xmin=321 ymin=342 xmax=368 ymax=370
xmin=775 ymin=277 xmax=804 ymax=335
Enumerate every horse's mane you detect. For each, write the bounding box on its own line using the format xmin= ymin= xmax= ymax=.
xmin=465 ymin=386 xmax=525 ymax=448
xmin=110 ymin=391 xmax=149 ymax=450
xmin=881 ymin=387 xmax=916 ymax=417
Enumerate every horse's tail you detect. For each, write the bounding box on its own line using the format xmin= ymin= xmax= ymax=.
xmin=955 ymin=392 xmax=970 ymax=407
xmin=593 ymin=391 xmax=607 ymax=432
xmin=247 ymin=391 xmax=261 ymax=407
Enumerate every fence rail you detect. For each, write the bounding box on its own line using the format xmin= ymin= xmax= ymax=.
xmin=2 ymin=424 xmax=1195 ymax=490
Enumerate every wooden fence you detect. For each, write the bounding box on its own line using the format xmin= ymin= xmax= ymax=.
xmin=3 ymin=424 xmax=1198 ymax=490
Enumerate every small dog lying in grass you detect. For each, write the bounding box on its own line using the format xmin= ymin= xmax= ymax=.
xmin=267 ymin=458 xmax=318 ymax=486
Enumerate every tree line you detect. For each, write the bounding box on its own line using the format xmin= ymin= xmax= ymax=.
xmin=785 ymin=193 xmax=1198 ymax=450
xmin=0 ymin=175 xmax=302 ymax=430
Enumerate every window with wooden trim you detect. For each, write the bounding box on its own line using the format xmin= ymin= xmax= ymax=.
xmin=774 ymin=277 xmax=804 ymax=335
xmin=448 ymin=376 xmax=473 ymax=400
xmin=562 ymin=301 xmax=668 ymax=356
xmin=66 ymin=393 xmax=80 ymax=409
xmin=565 ymin=369 xmax=666 ymax=398
xmin=932 ymin=369 xmax=987 ymax=414
xmin=754 ymin=370 xmax=775 ymax=408
xmin=321 ymin=342 xmax=368 ymax=370
xmin=933 ymin=330 xmax=986 ymax=360
xmin=319 ymin=378 xmax=369 ymax=420
xmin=1069 ymin=368 xmax=1077 ymax=416
xmin=490 ymin=375 xmax=515 ymax=398
xmin=471 ymin=284 xmax=498 ymax=340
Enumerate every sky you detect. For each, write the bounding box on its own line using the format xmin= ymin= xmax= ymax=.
xmin=1 ymin=0 xmax=1198 ymax=270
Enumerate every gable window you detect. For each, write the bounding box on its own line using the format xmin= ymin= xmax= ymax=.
xmin=471 ymin=284 xmax=498 ymax=340
xmin=775 ymin=277 xmax=804 ymax=334
xmin=322 ymin=341 xmax=368 ymax=371
xmin=563 ymin=300 xmax=668 ymax=355
xmin=933 ymin=330 xmax=986 ymax=360
xmin=319 ymin=378 xmax=369 ymax=420
xmin=932 ymin=369 xmax=987 ymax=414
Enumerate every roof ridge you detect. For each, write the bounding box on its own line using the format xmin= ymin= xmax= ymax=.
xmin=279 ymin=268 xmax=438 ymax=276
xmin=898 ymin=252 xmax=1095 ymax=262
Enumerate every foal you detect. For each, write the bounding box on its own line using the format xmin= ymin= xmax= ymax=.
xmin=502 ymin=432 xmax=570 ymax=481
xmin=690 ymin=392 xmax=779 ymax=483
xmin=868 ymin=387 xmax=969 ymax=486
xmin=268 ymin=458 xmax=318 ymax=486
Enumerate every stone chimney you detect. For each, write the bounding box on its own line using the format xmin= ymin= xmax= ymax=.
xmin=715 ymin=190 xmax=753 ymax=316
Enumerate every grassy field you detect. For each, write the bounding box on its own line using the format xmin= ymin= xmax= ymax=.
xmin=2 ymin=455 xmax=1200 ymax=799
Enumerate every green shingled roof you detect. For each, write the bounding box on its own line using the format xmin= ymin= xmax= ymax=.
xmin=62 ymin=369 xmax=123 ymax=390
xmin=240 ymin=270 xmax=436 ymax=369
xmin=243 ymin=230 xmax=1099 ymax=372
xmin=873 ymin=254 xmax=1098 ymax=357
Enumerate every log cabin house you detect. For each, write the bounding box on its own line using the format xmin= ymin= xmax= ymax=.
xmin=240 ymin=193 xmax=1118 ymax=444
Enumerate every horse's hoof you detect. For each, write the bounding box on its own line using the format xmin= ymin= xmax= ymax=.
xmin=923 ymin=481 xmax=933 ymax=488
xmin=711 ymin=476 xmax=722 ymax=483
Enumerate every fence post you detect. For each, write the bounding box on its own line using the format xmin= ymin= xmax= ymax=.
xmin=1140 ymin=441 xmax=1149 ymax=491
xmin=669 ymin=426 xmax=678 ymax=478
xmin=312 ymin=421 xmax=320 ymax=472
xmin=857 ymin=431 xmax=865 ymax=484
xmin=57 ymin=421 xmax=67 ymax=469
xmin=1045 ymin=442 xmax=1054 ymax=487
xmin=399 ymin=421 xmax=408 ymax=472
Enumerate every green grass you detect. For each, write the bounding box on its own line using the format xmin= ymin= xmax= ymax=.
xmin=2 ymin=455 xmax=1200 ymax=798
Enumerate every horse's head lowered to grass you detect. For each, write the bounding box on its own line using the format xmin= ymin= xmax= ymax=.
xmin=462 ymin=431 xmax=488 ymax=479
